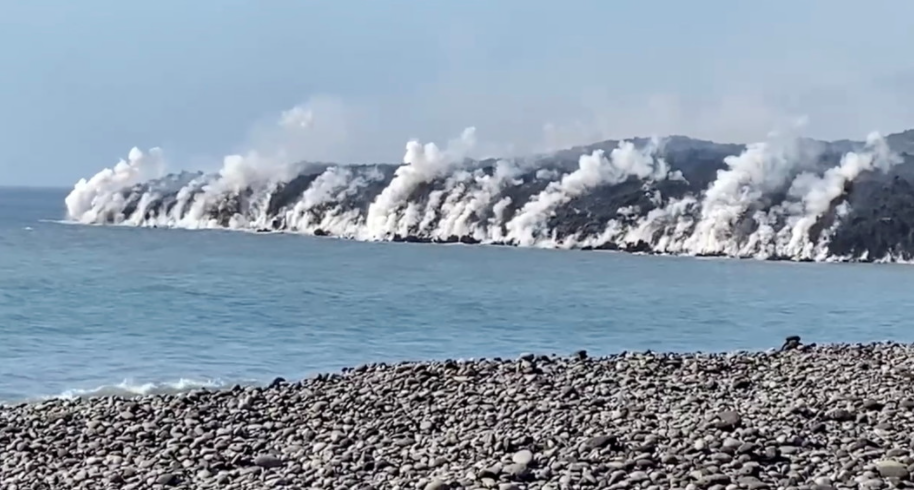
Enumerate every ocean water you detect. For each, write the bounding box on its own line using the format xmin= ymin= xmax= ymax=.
xmin=1 ymin=186 xmax=912 ymax=403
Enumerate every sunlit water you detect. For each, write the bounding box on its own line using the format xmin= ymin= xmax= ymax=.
xmin=1 ymin=187 xmax=910 ymax=402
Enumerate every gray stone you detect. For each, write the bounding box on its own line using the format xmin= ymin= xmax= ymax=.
xmin=425 ymin=479 xmax=450 ymax=490
xmin=716 ymin=411 xmax=742 ymax=430
xmin=512 ymin=449 xmax=534 ymax=467
xmin=827 ymin=409 xmax=855 ymax=422
xmin=875 ymin=460 xmax=909 ymax=479
xmin=253 ymin=454 xmax=283 ymax=469
xmin=584 ymin=434 xmax=618 ymax=450
xmin=155 ymin=473 xmax=179 ymax=486
xmin=722 ymin=438 xmax=742 ymax=452
xmin=503 ymin=463 xmax=531 ymax=480
xmin=4 ymin=344 xmax=914 ymax=489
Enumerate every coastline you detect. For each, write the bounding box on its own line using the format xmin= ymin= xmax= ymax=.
xmin=3 ymin=341 xmax=914 ymax=489
xmin=49 ymin=219 xmax=914 ymax=265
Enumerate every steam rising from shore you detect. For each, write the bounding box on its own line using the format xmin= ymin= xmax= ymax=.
xmin=64 ymin=103 xmax=909 ymax=263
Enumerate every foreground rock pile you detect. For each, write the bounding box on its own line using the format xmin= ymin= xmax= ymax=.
xmin=4 ymin=343 xmax=914 ymax=489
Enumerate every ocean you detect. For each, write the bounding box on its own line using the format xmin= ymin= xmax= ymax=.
xmin=1 ymin=186 xmax=911 ymax=403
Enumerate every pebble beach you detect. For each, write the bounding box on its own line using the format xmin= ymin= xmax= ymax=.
xmin=3 ymin=341 xmax=914 ymax=490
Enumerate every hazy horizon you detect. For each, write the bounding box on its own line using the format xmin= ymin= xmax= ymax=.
xmin=2 ymin=1 xmax=914 ymax=187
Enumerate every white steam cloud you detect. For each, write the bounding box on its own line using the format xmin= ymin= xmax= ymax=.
xmin=364 ymin=127 xmax=477 ymax=239
xmin=505 ymin=138 xmax=678 ymax=247
xmin=65 ymin=147 xmax=165 ymax=224
xmin=63 ymin=100 xmax=907 ymax=263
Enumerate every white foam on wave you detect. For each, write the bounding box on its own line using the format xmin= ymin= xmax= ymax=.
xmin=44 ymin=378 xmax=225 ymax=403
xmin=0 ymin=378 xmax=278 ymax=406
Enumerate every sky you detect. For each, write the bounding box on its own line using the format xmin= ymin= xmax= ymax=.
xmin=2 ymin=0 xmax=914 ymax=187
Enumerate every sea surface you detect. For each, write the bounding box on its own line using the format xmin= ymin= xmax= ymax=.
xmin=1 ymin=186 xmax=912 ymax=403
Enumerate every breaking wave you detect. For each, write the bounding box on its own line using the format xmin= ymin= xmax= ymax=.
xmin=55 ymin=378 xmax=226 ymax=400
xmin=0 ymin=378 xmax=228 ymax=406
xmin=64 ymin=111 xmax=914 ymax=263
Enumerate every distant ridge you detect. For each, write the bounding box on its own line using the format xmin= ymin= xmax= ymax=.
xmin=62 ymin=127 xmax=914 ymax=263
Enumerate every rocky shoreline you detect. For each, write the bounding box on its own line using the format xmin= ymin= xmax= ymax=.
xmin=4 ymin=341 xmax=914 ymax=489
xmin=67 ymin=132 xmax=914 ymax=264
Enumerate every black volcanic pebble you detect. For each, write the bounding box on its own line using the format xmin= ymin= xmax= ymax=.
xmin=2 ymin=343 xmax=914 ymax=489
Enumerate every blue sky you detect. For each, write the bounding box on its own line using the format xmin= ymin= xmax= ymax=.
xmin=2 ymin=1 xmax=914 ymax=187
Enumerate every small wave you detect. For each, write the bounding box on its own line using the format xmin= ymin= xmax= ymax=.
xmin=38 ymin=219 xmax=79 ymax=226
xmin=0 ymin=378 xmax=231 ymax=406
xmin=57 ymin=378 xmax=227 ymax=399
